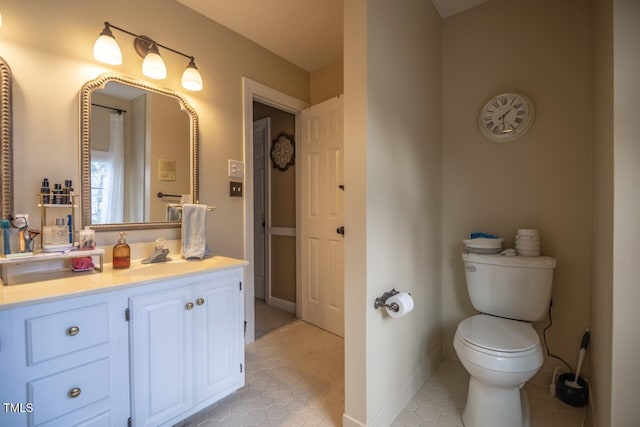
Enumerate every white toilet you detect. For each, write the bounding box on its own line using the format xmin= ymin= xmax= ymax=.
xmin=454 ymin=253 xmax=556 ymax=427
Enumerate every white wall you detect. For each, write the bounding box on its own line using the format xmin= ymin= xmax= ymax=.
xmin=441 ymin=0 xmax=593 ymax=381
xmin=0 ymin=0 xmax=308 ymax=253
xmin=611 ymin=0 xmax=640 ymax=424
xmin=344 ymin=0 xmax=442 ymax=425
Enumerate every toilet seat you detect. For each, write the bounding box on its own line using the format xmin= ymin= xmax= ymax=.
xmin=457 ymin=314 xmax=539 ymax=353
xmin=454 ymin=315 xmax=543 ymax=373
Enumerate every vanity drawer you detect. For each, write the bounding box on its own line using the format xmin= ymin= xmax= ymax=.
xmin=27 ymin=357 xmax=111 ymax=426
xmin=26 ymin=303 xmax=109 ymax=365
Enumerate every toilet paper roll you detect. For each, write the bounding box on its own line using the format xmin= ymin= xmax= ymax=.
xmin=386 ymin=292 xmax=414 ymax=318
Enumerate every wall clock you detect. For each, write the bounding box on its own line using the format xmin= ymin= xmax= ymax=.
xmin=271 ymin=133 xmax=295 ymax=171
xmin=478 ymin=93 xmax=535 ymax=142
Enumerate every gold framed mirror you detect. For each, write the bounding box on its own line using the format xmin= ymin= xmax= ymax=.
xmin=0 ymin=57 xmax=13 ymax=219
xmin=80 ymin=74 xmax=199 ymax=231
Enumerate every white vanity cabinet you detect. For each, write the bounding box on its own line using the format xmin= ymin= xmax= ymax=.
xmin=0 ymin=257 xmax=247 ymax=427
xmin=0 ymin=291 xmax=130 ymax=427
xmin=129 ymin=268 xmax=245 ymax=427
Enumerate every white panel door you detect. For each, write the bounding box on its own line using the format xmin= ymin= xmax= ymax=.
xmin=130 ymin=287 xmax=193 ymax=427
xmin=253 ymin=118 xmax=270 ymax=301
xmin=300 ymin=97 xmax=344 ymax=337
xmin=193 ymin=271 xmax=243 ymax=403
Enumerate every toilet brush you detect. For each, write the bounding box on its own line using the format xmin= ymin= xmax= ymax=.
xmin=556 ymin=329 xmax=590 ymax=407
xmin=565 ymin=329 xmax=589 ymax=388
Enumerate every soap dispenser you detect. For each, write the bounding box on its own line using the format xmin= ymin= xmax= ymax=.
xmin=113 ymin=232 xmax=131 ymax=269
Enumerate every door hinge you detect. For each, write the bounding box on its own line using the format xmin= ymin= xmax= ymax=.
xmin=240 ymin=363 xmax=243 ymax=373
xmin=239 ymin=281 xmax=242 ymax=291
xmin=125 ymin=308 xmax=130 ymax=322
xmin=128 ymin=417 xmax=132 ymax=427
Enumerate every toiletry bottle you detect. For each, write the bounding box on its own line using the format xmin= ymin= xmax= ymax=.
xmin=67 ymin=214 xmax=73 ymax=243
xmin=1 ymin=220 xmax=9 ymax=255
xmin=53 ymin=183 xmax=63 ymax=204
xmin=79 ymin=226 xmax=96 ymax=250
xmin=113 ymin=232 xmax=131 ymax=269
xmin=53 ymin=218 xmax=69 ymax=245
xmin=64 ymin=179 xmax=73 ymax=204
xmin=41 ymin=178 xmax=50 ymax=204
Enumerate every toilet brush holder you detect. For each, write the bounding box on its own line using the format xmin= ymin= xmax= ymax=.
xmin=556 ymin=373 xmax=589 ymax=407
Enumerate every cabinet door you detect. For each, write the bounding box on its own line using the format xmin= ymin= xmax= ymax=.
xmin=193 ymin=271 xmax=244 ymax=404
xmin=130 ymin=287 xmax=194 ymax=427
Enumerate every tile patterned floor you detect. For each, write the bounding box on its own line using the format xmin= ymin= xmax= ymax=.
xmin=392 ymin=359 xmax=589 ymax=427
xmin=179 ymin=320 xmax=344 ymax=426
xmin=180 ymin=321 xmax=587 ymax=427
xmin=254 ymin=298 xmax=296 ymax=340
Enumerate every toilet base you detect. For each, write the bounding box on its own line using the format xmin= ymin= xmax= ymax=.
xmin=461 ymin=377 xmax=531 ymax=427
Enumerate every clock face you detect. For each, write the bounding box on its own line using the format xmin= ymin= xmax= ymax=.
xmin=271 ymin=134 xmax=295 ymax=171
xmin=479 ymin=93 xmax=535 ymax=142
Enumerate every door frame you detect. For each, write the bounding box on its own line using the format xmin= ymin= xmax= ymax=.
xmin=242 ymin=77 xmax=307 ymax=344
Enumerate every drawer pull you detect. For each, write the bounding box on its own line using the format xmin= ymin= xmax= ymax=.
xmin=186 ymin=302 xmax=194 ymax=310
xmin=196 ymin=298 xmax=205 ymax=306
xmin=67 ymin=326 xmax=80 ymax=336
xmin=68 ymin=387 xmax=81 ymax=398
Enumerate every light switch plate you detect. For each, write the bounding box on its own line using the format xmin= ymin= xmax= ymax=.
xmin=230 ymin=181 xmax=243 ymax=197
xmin=228 ymin=160 xmax=244 ymax=179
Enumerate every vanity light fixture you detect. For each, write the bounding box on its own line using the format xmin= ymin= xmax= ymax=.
xmin=92 ymin=22 xmax=203 ymax=91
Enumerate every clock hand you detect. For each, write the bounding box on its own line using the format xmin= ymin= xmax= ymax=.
xmin=498 ymin=106 xmax=514 ymax=121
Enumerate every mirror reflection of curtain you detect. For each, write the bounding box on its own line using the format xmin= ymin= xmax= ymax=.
xmin=107 ymin=113 xmax=125 ymax=222
xmin=91 ymin=112 xmax=125 ymax=223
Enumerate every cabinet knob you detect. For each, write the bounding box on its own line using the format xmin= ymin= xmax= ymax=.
xmin=196 ymin=298 xmax=205 ymax=306
xmin=68 ymin=387 xmax=81 ymax=398
xmin=67 ymin=326 xmax=80 ymax=336
xmin=186 ymin=302 xmax=194 ymax=310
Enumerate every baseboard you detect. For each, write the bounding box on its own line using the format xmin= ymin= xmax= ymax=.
xmin=269 ymin=296 xmax=296 ymax=314
xmin=342 ymin=413 xmax=366 ymax=427
xmin=367 ymin=344 xmax=443 ymax=427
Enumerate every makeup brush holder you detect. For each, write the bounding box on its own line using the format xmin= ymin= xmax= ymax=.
xmin=556 ymin=373 xmax=589 ymax=407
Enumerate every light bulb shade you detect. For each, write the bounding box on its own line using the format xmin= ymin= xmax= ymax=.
xmin=93 ymin=26 xmax=122 ymax=65
xmin=181 ymin=59 xmax=203 ymax=91
xmin=142 ymin=50 xmax=167 ymax=80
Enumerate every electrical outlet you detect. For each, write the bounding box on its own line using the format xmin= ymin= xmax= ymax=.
xmin=228 ymin=160 xmax=244 ymax=179
xmin=229 ymin=181 xmax=243 ymax=197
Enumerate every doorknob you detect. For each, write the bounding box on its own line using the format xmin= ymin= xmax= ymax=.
xmin=336 ymin=226 xmax=345 ymax=235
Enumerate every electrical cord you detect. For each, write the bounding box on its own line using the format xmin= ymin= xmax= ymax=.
xmin=542 ymin=300 xmax=573 ymax=374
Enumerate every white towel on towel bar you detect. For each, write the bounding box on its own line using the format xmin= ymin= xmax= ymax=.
xmin=181 ymin=204 xmax=210 ymax=259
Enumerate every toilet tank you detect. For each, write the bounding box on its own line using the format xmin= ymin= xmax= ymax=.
xmin=462 ymin=253 xmax=557 ymax=322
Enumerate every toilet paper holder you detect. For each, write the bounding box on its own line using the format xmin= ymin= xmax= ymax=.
xmin=374 ymin=288 xmax=400 ymax=313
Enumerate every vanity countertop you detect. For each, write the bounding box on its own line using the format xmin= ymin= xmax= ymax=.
xmin=0 ymin=256 xmax=248 ymax=309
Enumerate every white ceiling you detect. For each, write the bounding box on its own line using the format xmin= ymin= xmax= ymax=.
xmin=177 ymin=0 xmax=488 ymax=72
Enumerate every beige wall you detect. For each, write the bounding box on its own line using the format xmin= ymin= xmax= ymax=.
xmin=591 ymin=0 xmax=613 ymax=425
xmin=343 ymin=0 xmax=368 ymax=422
xmin=441 ymin=0 xmax=593 ymax=381
xmin=253 ymin=101 xmax=296 ymax=303
xmin=310 ymin=60 xmax=343 ymax=104
xmin=148 ymin=92 xmax=190 ymax=222
xmin=344 ymin=0 xmax=442 ymax=425
xmin=611 ymin=0 xmax=640 ymax=424
xmin=1 ymin=0 xmax=309 ymax=254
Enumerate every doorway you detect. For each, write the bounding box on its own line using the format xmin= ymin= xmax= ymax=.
xmin=242 ymin=78 xmax=307 ymax=344
xmin=252 ymin=102 xmax=297 ymax=339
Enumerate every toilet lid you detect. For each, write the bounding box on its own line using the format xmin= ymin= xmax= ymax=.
xmin=457 ymin=315 xmax=539 ymax=353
